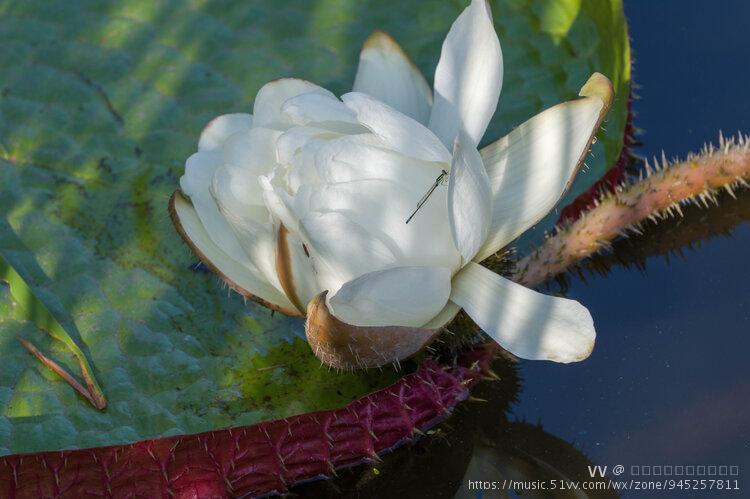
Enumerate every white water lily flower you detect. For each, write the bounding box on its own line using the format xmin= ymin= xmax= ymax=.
xmin=170 ymin=0 xmax=613 ymax=368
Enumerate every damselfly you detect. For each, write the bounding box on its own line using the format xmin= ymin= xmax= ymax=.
xmin=405 ymin=169 xmax=449 ymax=224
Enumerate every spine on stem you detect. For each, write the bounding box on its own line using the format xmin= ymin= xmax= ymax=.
xmin=515 ymin=133 xmax=750 ymax=287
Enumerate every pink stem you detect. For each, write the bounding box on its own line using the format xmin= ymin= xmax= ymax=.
xmin=515 ymin=134 xmax=750 ymax=288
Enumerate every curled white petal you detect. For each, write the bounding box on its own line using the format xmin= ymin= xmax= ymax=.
xmin=211 ymin=164 xmax=268 ymax=226
xmin=223 ymin=127 xmax=281 ymax=172
xmin=259 ymin=173 xmax=300 ymax=233
xmin=214 ymin=127 xmax=282 ymax=226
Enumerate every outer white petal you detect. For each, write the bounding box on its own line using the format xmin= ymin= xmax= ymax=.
xmin=179 ymin=151 xmax=248 ymax=265
xmin=428 ymin=0 xmax=503 ymax=148
xmin=198 ymin=113 xmax=253 ymax=151
xmin=450 ymin=262 xmax=595 ymax=363
xmin=299 ymin=211 xmax=398 ymax=294
xmin=170 ymin=192 xmax=298 ymax=315
xmin=353 ymin=31 xmax=432 ymax=125
xmin=341 ymin=92 xmax=451 ymax=163
xmin=475 ymin=73 xmax=614 ymax=261
xmin=253 ymin=78 xmax=334 ymax=129
xmin=448 ymin=130 xmax=492 ymax=263
xmin=328 ymin=266 xmax=452 ymax=327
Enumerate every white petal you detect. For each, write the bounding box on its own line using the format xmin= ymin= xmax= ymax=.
xmin=222 ymin=127 xmax=281 ymax=174
xmin=422 ymin=300 xmax=461 ymax=329
xmin=284 ymin=135 xmax=329 ymax=192
xmin=314 ymin=134 xmax=442 ymax=186
xmin=212 ymin=127 xmax=281 ymax=227
xmin=182 ymin=150 xmax=282 ymax=300
xmin=277 ymin=226 xmax=320 ymax=312
xmin=299 ymin=211 xmax=398 ymax=294
xmin=448 ymin=130 xmax=492 ymax=263
xmin=179 ymin=151 xmax=249 ymax=265
xmin=307 ymin=179 xmax=461 ymax=271
xmin=328 ymin=266 xmax=451 ymax=327
xmin=341 ymin=92 xmax=451 ymax=163
xmin=198 ymin=113 xmax=253 ymax=151
xmin=353 ymin=31 xmax=432 ymax=125
xmin=259 ymin=173 xmax=300 ymax=233
xmin=211 ymin=127 xmax=281 ymax=229
xmin=211 ymin=164 xmax=268 ymax=226
xmin=170 ymin=192 xmax=298 ymax=314
xmin=428 ymin=0 xmax=503 ymax=148
xmin=450 ymin=262 xmax=595 ymax=363
xmin=475 ymin=73 xmax=614 ymax=261
xmin=228 ymin=220 xmax=286 ymax=300
xmin=208 ymin=159 xmax=288 ymax=298
xmin=253 ymin=78 xmax=334 ymax=129
xmin=276 ymin=126 xmax=340 ymax=166
xmin=281 ymin=92 xmax=359 ymax=127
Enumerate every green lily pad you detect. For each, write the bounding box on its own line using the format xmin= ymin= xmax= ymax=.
xmin=0 ymin=0 xmax=630 ymax=455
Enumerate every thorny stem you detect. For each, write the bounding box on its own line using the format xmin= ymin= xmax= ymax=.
xmin=514 ymin=133 xmax=750 ymax=288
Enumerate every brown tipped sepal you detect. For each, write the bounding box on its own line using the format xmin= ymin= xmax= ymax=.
xmin=305 ymin=292 xmax=441 ymax=370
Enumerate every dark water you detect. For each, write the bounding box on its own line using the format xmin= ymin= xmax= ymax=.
xmin=518 ymin=0 xmax=750 ymax=490
xmin=298 ymin=2 xmax=750 ymax=497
